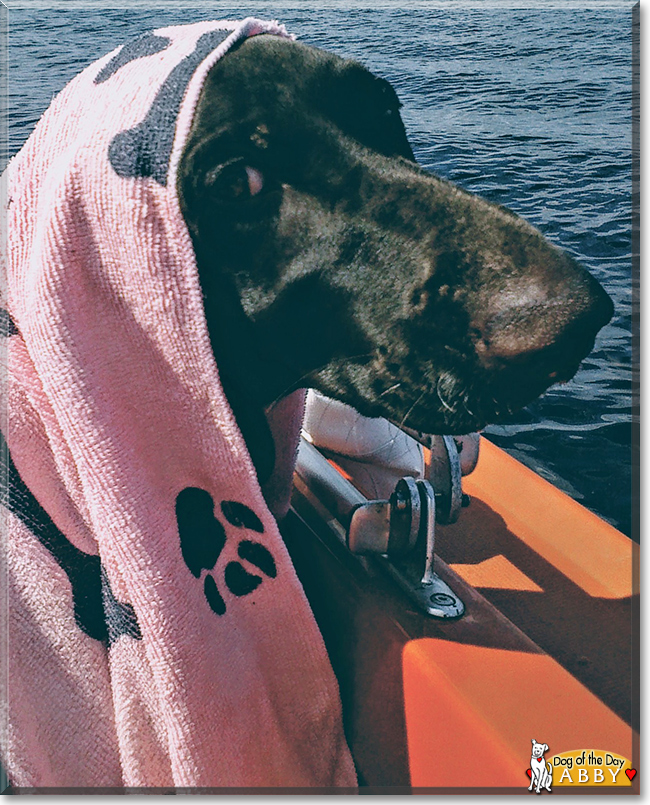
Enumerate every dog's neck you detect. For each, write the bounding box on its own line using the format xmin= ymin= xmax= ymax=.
xmin=197 ymin=264 xmax=303 ymax=486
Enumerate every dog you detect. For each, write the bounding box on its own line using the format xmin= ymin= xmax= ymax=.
xmin=177 ymin=33 xmax=613 ymax=484
xmin=529 ymin=739 xmax=553 ymax=793
xmin=0 ymin=22 xmax=616 ymax=788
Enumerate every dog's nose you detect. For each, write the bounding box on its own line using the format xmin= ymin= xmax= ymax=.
xmin=473 ymin=264 xmax=613 ymax=381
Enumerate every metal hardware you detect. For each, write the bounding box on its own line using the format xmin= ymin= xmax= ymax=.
xmin=347 ymin=476 xmax=420 ymax=557
xmin=346 ymin=501 xmax=391 ymax=555
xmin=295 ymin=437 xmax=464 ymax=619
xmin=429 ymin=434 xmax=463 ymax=524
xmin=395 ymin=426 xmax=465 ymax=524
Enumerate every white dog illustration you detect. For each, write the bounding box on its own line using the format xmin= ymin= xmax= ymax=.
xmin=529 ymin=739 xmax=553 ymax=793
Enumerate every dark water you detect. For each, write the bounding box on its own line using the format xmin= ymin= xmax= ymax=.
xmin=4 ymin=2 xmax=634 ymax=537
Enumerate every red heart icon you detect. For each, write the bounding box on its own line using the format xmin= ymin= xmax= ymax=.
xmin=526 ymin=769 xmax=532 ymax=779
xmin=626 ymin=769 xmax=637 ymax=781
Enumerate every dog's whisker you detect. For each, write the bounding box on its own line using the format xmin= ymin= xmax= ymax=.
xmin=398 ymin=389 xmax=426 ymax=430
xmin=267 ymin=370 xmax=322 ymax=410
xmin=436 ymin=376 xmax=455 ymax=414
xmin=462 ymin=393 xmax=476 ymax=419
xmin=379 ymin=382 xmax=402 ymax=398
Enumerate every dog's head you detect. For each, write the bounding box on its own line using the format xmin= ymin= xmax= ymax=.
xmin=179 ymin=35 xmax=613 ymax=439
xmin=531 ymin=740 xmax=549 ymax=759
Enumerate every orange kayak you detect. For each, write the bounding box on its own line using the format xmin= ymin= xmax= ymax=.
xmin=286 ymin=435 xmax=638 ymax=792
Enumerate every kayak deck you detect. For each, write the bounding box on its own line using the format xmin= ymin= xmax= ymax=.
xmin=286 ymin=435 xmax=637 ymax=790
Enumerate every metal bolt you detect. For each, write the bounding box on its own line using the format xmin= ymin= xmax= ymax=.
xmin=430 ymin=592 xmax=455 ymax=606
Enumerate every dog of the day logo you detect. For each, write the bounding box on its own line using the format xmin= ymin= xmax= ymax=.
xmin=527 ymin=739 xmax=553 ymax=794
xmin=526 ymin=742 xmax=636 ymax=790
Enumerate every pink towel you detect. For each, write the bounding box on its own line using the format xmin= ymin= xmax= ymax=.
xmin=1 ymin=18 xmax=356 ymax=789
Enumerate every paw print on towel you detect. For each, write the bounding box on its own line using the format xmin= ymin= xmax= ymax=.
xmin=175 ymin=488 xmax=276 ymax=616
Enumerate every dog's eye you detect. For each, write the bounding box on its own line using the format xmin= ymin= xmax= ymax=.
xmin=204 ymin=159 xmax=264 ymax=201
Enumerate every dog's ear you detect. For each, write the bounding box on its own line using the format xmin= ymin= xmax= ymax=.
xmin=543 ymin=744 xmax=548 ymax=752
xmin=531 ymin=738 xmax=536 ymax=745
xmin=319 ymin=60 xmax=414 ymax=161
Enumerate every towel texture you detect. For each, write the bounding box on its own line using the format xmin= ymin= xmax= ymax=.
xmin=1 ymin=19 xmax=355 ymax=789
